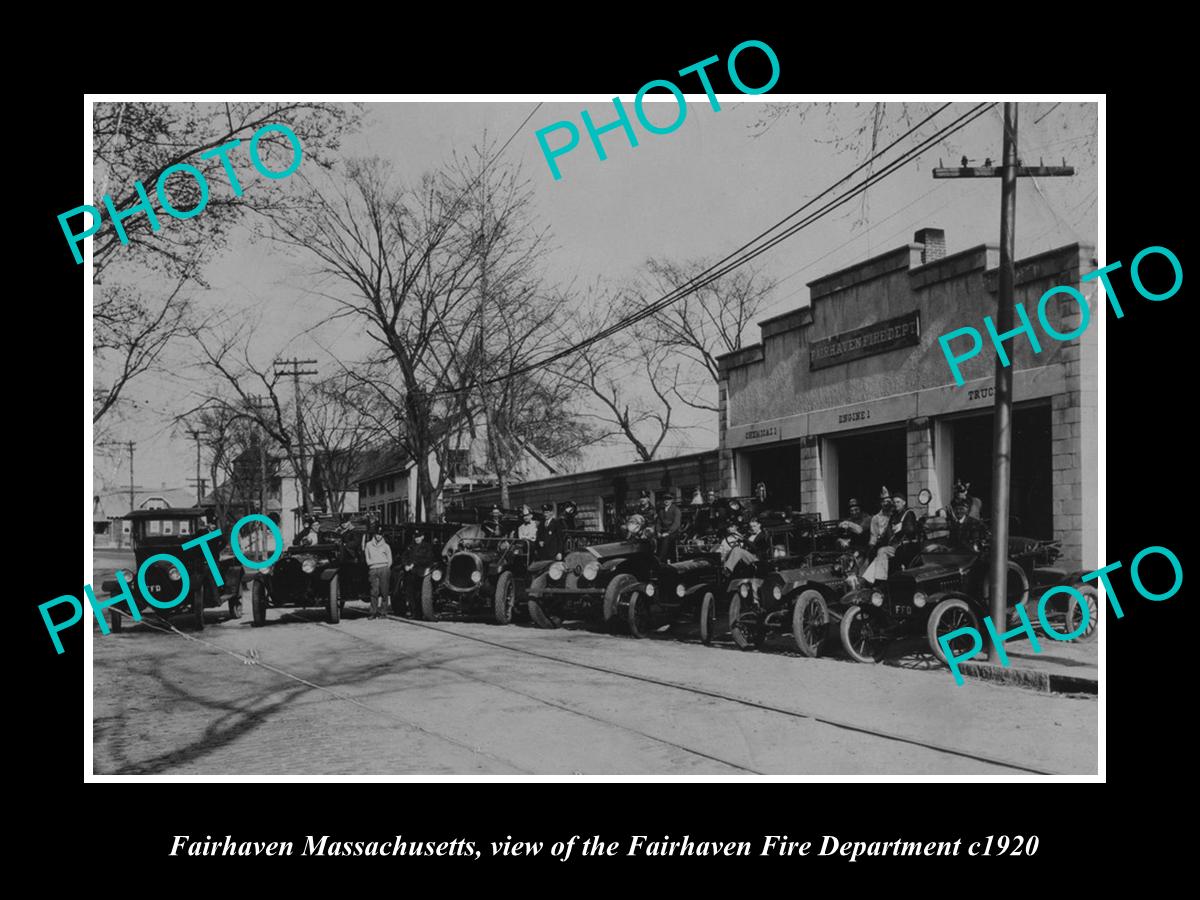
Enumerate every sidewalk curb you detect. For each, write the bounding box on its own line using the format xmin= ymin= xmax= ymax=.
xmin=959 ymin=660 xmax=1098 ymax=694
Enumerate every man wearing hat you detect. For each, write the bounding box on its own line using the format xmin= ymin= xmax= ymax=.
xmin=947 ymin=494 xmax=989 ymax=550
xmin=482 ymin=505 xmax=505 ymax=538
xmin=837 ymin=498 xmax=872 ymax=551
xmin=866 ymin=487 xmax=893 ymax=554
xmin=657 ymin=492 xmax=682 ymax=562
xmin=940 ymin=479 xmax=983 ymax=520
xmin=636 ymin=490 xmax=659 ymax=537
xmin=538 ymin=502 xmax=567 ymax=561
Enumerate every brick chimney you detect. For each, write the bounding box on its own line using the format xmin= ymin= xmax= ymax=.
xmin=914 ymin=228 xmax=946 ymax=264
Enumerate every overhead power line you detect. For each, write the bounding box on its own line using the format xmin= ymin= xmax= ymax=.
xmin=444 ymin=102 xmax=994 ymax=395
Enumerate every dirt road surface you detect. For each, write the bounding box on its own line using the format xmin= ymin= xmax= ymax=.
xmin=91 ymin=589 xmax=1097 ymax=776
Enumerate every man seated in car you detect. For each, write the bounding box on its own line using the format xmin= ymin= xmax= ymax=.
xmin=481 ymin=506 xmax=507 ymax=538
xmin=947 ymin=495 xmax=990 ymax=550
xmin=863 ymin=491 xmax=919 ymax=584
xmin=837 ymin=497 xmax=873 ymax=551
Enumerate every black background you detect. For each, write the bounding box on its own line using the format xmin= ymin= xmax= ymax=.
xmin=21 ymin=24 xmax=1186 ymax=884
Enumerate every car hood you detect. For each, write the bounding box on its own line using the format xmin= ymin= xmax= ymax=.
xmin=588 ymin=539 xmax=655 ymax=561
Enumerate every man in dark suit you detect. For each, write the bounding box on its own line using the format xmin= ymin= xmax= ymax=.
xmin=538 ymin=502 xmax=567 ymax=561
xmin=657 ymin=493 xmax=682 ymax=562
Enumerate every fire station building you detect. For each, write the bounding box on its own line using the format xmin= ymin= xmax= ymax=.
xmin=716 ymin=229 xmax=1098 ymax=571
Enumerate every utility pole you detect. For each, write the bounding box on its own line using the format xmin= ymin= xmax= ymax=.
xmin=274 ymin=358 xmax=318 ymax=517
xmin=934 ymin=103 xmax=1074 ymax=657
xmin=186 ymin=476 xmax=207 ymax=504
xmin=246 ymin=394 xmax=271 ymax=559
xmin=98 ymin=440 xmax=142 ymax=548
xmin=186 ymin=428 xmax=207 ymax=506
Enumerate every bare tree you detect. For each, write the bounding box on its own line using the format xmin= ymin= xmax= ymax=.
xmin=629 ymin=258 xmax=775 ymax=414
xmin=551 ymin=291 xmax=683 ymax=463
xmin=264 ymin=155 xmax=485 ymax=519
xmin=305 ymin=375 xmax=390 ymax=514
xmin=89 ymin=102 xmax=358 ymax=426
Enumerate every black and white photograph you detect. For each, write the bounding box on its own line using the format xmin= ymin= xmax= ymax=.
xmin=83 ymin=95 xmax=1102 ymax=778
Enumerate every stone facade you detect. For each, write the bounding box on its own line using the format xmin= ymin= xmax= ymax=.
xmin=717 ymin=232 xmax=1099 ymax=571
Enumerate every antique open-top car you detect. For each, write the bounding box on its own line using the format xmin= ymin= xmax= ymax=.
xmin=622 ymin=534 xmax=726 ymax=639
xmin=721 ymin=514 xmax=833 ymax=649
xmin=249 ymin=515 xmax=399 ymax=626
xmin=102 ymin=508 xmax=245 ymax=632
xmin=836 ymin=517 xmax=1082 ymax=664
xmin=525 ymin=530 xmax=657 ymax=629
xmin=421 ymin=524 xmax=539 ymax=624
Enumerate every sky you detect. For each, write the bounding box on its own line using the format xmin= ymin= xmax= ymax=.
xmin=92 ymin=99 xmax=1098 ymax=496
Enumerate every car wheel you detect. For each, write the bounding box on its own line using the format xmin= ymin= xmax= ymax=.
xmin=627 ymin=591 xmax=652 ymax=639
xmin=325 ymin=575 xmax=341 ymax=624
xmin=982 ymin=560 xmax=1031 ymax=624
xmin=250 ymin=580 xmax=267 ymax=627
xmin=493 ymin=571 xmax=516 ymax=625
xmin=421 ymin=574 xmax=437 ymax=622
xmin=699 ymin=591 xmax=717 ymax=645
xmin=603 ymin=574 xmax=637 ymax=625
xmin=1065 ymin=584 xmax=1099 ymax=642
xmin=927 ymin=596 xmax=982 ymax=664
xmin=839 ymin=605 xmax=880 ymax=663
xmin=728 ymin=594 xmax=762 ymax=651
xmin=791 ymin=589 xmax=829 ymax=658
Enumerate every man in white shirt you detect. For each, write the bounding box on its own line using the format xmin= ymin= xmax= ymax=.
xmin=517 ymin=506 xmax=539 ymax=543
xmin=364 ymin=528 xmax=393 ymax=619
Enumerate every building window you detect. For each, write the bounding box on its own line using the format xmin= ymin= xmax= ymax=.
xmin=387 ymin=476 xmax=395 ymax=493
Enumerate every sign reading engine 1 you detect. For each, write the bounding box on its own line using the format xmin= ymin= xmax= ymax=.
xmin=809 ymin=310 xmax=921 ymax=371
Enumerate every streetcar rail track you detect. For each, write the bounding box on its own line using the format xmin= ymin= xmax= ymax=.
xmin=381 ymin=612 xmax=1062 ymax=775
xmin=296 ymin=612 xmax=762 ymax=774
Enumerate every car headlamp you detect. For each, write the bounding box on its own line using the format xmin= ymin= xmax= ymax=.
xmin=167 ymin=566 xmax=182 ymax=582
xmin=772 ymin=585 xmax=783 ymax=601
xmin=431 ymin=568 xmax=443 ymax=582
xmin=675 ymin=583 xmax=686 ymax=598
xmin=301 ymin=557 xmax=317 ymax=574
xmin=870 ymin=591 xmax=884 ymax=607
xmin=470 ymin=569 xmax=482 ymax=584
xmin=582 ymin=562 xmax=599 ymax=581
xmin=738 ymin=582 xmax=750 ymax=598
xmin=549 ymin=562 xmax=564 ymax=580
xmin=404 ymin=563 xmax=414 ymax=571
xmin=644 ymin=583 xmax=656 ymax=597
xmin=913 ymin=592 xmax=928 ymax=608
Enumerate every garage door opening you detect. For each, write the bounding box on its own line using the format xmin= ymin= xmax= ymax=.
xmin=745 ymin=442 xmax=805 ymax=509
xmin=830 ymin=426 xmax=907 ymax=518
xmin=949 ymin=404 xmax=1052 ymax=539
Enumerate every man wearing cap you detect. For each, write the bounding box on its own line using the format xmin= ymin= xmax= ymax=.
xmin=657 ymin=493 xmax=682 ymax=562
xmin=940 ymin=479 xmax=983 ymax=520
xmin=399 ymin=530 xmax=436 ymax=617
xmin=947 ymin=495 xmax=990 ymax=550
xmin=636 ymin=491 xmax=659 ymax=538
xmin=538 ymin=502 xmax=567 ymax=561
xmin=482 ymin=506 xmax=505 ymax=538
xmin=867 ymin=488 xmax=893 ymax=552
xmin=837 ymin=498 xmax=872 ymax=551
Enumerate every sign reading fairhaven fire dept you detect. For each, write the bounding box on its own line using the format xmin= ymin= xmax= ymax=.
xmin=810 ymin=310 xmax=921 ymax=370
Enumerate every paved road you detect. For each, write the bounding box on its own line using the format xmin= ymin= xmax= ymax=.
xmin=91 ymin=586 xmax=1098 ymax=776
